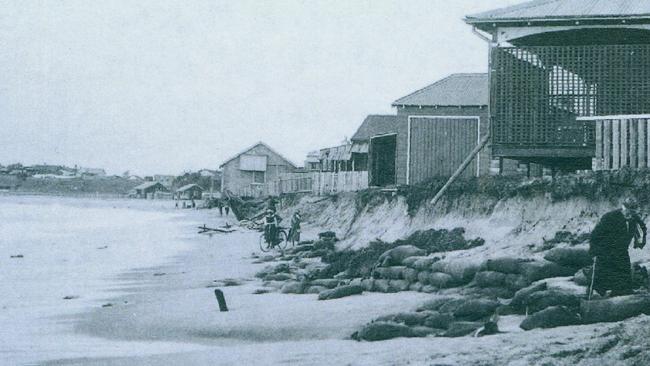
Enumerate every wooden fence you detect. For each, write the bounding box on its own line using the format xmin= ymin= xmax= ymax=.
xmin=235 ymin=171 xmax=368 ymax=198
xmin=581 ymin=115 xmax=650 ymax=170
xmin=312 ymin=171 xmax=368 ymax=195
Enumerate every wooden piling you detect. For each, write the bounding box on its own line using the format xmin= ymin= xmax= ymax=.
xmin=214 ymin=289 xmax=229 ymax=312
xmin=612 ymin=120 xmax=620 ymax=169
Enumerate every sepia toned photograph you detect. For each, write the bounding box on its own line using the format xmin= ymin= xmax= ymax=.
xmin=3 ymin=0 xmax=650 ymax=365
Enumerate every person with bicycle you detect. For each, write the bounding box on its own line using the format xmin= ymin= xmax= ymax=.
xmin=264 ymin=208 xmax=282 ymax=246
xmin=288 ymin=210 xmax=302 ymax=244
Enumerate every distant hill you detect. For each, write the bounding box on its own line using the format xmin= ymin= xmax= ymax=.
xmin=0 ymin=175 xmax=141 ymax=197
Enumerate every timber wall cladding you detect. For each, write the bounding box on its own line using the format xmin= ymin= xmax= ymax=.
xmin=589 ymin=116 xmax=650 ymax=170
xmin=408 ymin=116 xmax=479 ymax=184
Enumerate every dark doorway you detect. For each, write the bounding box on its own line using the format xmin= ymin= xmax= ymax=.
xmin=370 ymin=134 xmax=396 ymax=187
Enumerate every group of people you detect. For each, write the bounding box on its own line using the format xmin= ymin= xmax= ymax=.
xmin=589 ymin=197 xmax=647 ymax=297
xmin=215 ymin=198 xmax=230 ymax=216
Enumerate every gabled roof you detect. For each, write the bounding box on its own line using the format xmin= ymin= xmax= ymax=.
xmin=176 ymin=183 xmax=203 ymax=192
xmin=219 ymin=142 xmax=297 ymax=169
xmin=466 ymin=0 xmax=650 ymax=24
xmin=392 ymin=73 xmax=488 ymax=108
xmin=351 ymin=115 xmax=406 ymax=142
xmin=133 ymin=181 xmax=165 ymax=190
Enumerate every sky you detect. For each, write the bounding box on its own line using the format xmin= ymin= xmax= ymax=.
xmin=0 ymin=0 xmax=522 ymax=175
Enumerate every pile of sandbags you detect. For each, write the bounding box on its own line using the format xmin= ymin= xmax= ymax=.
xmin=352 ymin=296 xmax=500 ymax=341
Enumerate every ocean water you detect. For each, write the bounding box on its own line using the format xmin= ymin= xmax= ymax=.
xmin=0 ymin=195 xmax=205 ymax=365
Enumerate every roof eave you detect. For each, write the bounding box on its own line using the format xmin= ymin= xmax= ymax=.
xmin=391 ymin=103 xmax=487 ymax=108
xmin=465 ymin=15 xmax=650 ymax=27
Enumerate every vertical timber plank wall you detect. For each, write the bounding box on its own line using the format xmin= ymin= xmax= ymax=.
xmin=588 ymin=116 xmax=650 ymax=171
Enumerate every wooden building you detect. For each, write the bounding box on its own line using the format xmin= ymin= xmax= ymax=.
xmin=175 ymin=184 xmax=203 ymax=200
xmin=351 ymin=115 xmax=407 ymax=187
xmin=465 ymin=0 xmax=650 ymax=171
xmin=392 ymin=73 xmax=490 ymax=185
xmin=219 ymin=142 xmax=297 ymax=197
xmin=131 ymin=181 xmax=167 ymax=199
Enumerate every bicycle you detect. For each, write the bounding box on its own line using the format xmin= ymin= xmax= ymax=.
xmin=259 ymin=226 xmax=289 ymax=252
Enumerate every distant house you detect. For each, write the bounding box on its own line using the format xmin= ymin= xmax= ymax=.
xmin=131 ymin=181 xmax=168 ymax=199
xmin=219 ymin=142 xmax=297 ymax=197
xmin=79 ymin=167 xmax=107 ymax=177
xmin=392 ymin=73 xmax=491 ymax=184
xmin=319 ymin=144 xmax=353 ymax=173
xmin=198 ymin=169 xmax=217 ymax=177
xmin=304 ymin=151 xmax=321 ymax=171
xmin=175 ymin=184 xmax=203 ymax=200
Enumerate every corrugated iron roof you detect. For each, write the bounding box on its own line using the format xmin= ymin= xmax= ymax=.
xmin=466 ymin=0 xmax=650 ymax=23
xmin=351 ymin=115 xmax=406 ymax=142
xmin=392 ymin=73 xmax=488 ymax=107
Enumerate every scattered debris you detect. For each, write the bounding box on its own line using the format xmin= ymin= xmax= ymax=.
xmin=10 ymin=254 xmax=24 ymax=258
xmin=62 ymin=295 xmax=79 ymax=300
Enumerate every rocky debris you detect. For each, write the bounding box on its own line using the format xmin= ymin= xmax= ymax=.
xmin=264 ymin=273 xmax=294 ymax=281
xmin=520 ymin=306 xmax=581 ymax=330
xmin=318 ymin=284 xmax=363 ymax=300
xmin=581 ymin=295 xmax=650 ymax=324
xmin=543 ymin=230 xmax=590 ymax=247
xmin=352 ymin=321 xmax=414 ymax=341
xmin=544 ymin=246 xmax=592 ymax=269
xmin=253 ymin=288 xmax=271 ymax=295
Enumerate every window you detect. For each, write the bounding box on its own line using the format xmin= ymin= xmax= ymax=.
xmin=252 ymin=171 xmax=265 ymax=184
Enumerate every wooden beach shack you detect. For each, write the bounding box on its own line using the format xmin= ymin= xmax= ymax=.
xmin=220 ymin=142 xmax=297 ymax=197
xmin=465 ymin=0 xmax=650 ymax=172
xmin=392 ymin=73 xmax=491 ymax=184
xmin=131 ymin=181 xmax=167 ymax=199
xmin=175 ymin=184 xmax=203 ymax=200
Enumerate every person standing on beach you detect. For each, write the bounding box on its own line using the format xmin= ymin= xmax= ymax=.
xmin=589 ymin=197 xmax=646 ymax=297
xmin=289 ymin=210 xmax=302 ymax=244
xmin=224 ymin=199 xmax=230 ymax=216
xmin=216 ymin=199 xmax=223 ymax=216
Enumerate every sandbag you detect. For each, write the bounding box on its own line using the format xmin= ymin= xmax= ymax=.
xmin=361 ymin=279 xmax=375 ymax=292
xmin=520 ymin=306 xmax=580 ymax=330
xmin=573 ymin=268 xmax=590 ymax=286
xmin=402 ymin=256 xmax=420 ymax=268
xmin=318 ymin=284 xmax=363 ymax=300
xmin=525 ymin=290 xmax=581 ymax=313
xmin=485 ymin=257 xmax=528 ymax=275
xmin=438 ymin=298 xmax=470 ymax=314
xmin=409 ymin=282 xmax=423 ymax=292
xmin=505 ymin=274 xmax=530 ymax=291
xmin=373 ymin=266 xmax=406 ymax=280
xmin=352 ymin=321 xmax=414 ymax=341
xmin=414 ymin=257 xmax=439 ymax=271
xmin=581 ymin=295 xmax=650 ymax=324
xmin=520 ymin=261 xmax=576 ymax=282
xmin=474 ymin=287 xmax=515 ymax=299
xmin=306 ymin=285 xmax=327 ymax=294
xmin=428 ymin=272 xmax=455 ymax=289
xmin=411 ymin=326 xmax=441 ymax=338
xmin=423 ymin=311 xmax=455 ymax=329
xmin=431 ymin=259 xmax=482 ymax=284
xmin=374 ymin=279 xmax=391 ymax=293
xmin=511 ymin=282 xmax=548 ymax=309
xmin=309 ymin=279 xmax=340 ymax=289
xmin=402 ymin=268 xmax=419 ymax=283
xmin=417 ymin=271 xmax=431 ymax=285
xmin=349 ymin=278 xmax=363 ymax=288
xmin=281 ymin=281 xmax=305 ymax=294
xmin=544 ymin=247 xmax=592 ymax=269
xmin=375 ymin=311 xmax=432 ymax=326
xmin=441 ymin=321 xmax=483 ymax=337
xmin=417 ymin=296 xmax=461 ymax=312
xmin=420 ymin=285 xmax=438 ymax=293
xmin=474 ymin=271 xmax=506 ymax=288
xmin=377 ymin=245 xmax=426 ymax=267
xmin=453 ymin=299 xmax=500 ymax=321
xmin=265 ymin=273 xmax=295 ymax=281
xmin=388 ymin=280 xmax=411 ymax=292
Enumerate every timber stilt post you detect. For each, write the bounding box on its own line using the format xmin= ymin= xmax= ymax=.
xmin=430 ymin=133 xmax=490 ymax=206
xmin=214 ymin=289 xmax=229 ymax=312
